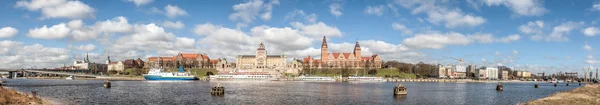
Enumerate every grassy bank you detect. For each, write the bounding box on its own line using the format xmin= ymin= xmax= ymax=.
xmin=524 ymin=84 xmax=600 ymax=105
xmin=0 ymin=86 xmax=47 ymax=105
xmin=376 ymin=68 xmax=417 ymax=79
xmin=302 ymin=68 xmax=416 ymax=78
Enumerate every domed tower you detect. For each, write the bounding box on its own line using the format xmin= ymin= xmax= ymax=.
xmin=321 ymin=36 xmax=328 ymax=63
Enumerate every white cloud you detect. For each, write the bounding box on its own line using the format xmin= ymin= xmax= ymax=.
xmin=482 ymin=0 xmax=548 ymax=16
xmin=165 ymin=4 xmax=188 ymax=18
xmin=229 ymin=0 xmax=279 ymax=28
xmin=403 ymin=32 xmax=471 ymax=49
xmin=329 ymin=3 xmax=343 ymax=17
xmin=73 ymin=44 xmax=96 ymax=52
xmin=284 ymin=10 xmax=317 ymax=23
xmin=104 ymin=23 xmax=196 ymax=59
xmin=93 ymin=16 xmax=133 ymax=33
xmin=546 ymin=21 xmax=583 ymax=42
xmin=161 ymin=20 xmax=185 ymax=29
xmin=290 ymin=22 xmax=342 ymax=37
xmin=15 ymin=0 xmax=67 ymax=11
xmin=391 ymin=23 xmax=412 ymax=35
xmin=498 ymin=34 xmax=521 ymax=43
xmin=0 ymin=27 xmax=18 ymax=38
xmin=27 ymin=23 xmax=71 ymax=39
xmin=469 ymin=33 xmax=495 ymax=43
xmin=364 ymin=5 xmax=385 ymax=16
xmin=394 ymin=0 xmax=486 ymax=28
xmin=0 ymin=41 xmax=71 ymax=69
xmin=469 ymin=33 xmax=520 ymax=43
xmin=0 ymin=40 xmax=23 ymax=55
xmin=128 ymin=0 xmax=153 ymax=6
xmin=520 ymin=21 xmax=583 ymax=42
xmin=519 ymin=20 xmax=544 ymax=34
xmin=513 ymin=50 xmax=519 ymax=55
xmin=582 ymin=27 xmax=600 ymax=36
xmin=67 ymin=19 xmax=83 ymax=29
xmin=593 ymin=3 xmax=600 ymax=11
xmin=17 ymin=0 xmax=95 ymax=19
xmin=359 ymin=40 xmax=408 ymax=54
xmin=584 ymin=44 xmax=592 ymax=51
xmin=250 ymin=26 xmax=313 ymax=51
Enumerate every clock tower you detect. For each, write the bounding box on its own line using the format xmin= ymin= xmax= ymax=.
xmin=256 ymin=42 xmax=267 ymax=69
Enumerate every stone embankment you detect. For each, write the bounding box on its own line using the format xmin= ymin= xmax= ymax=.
xmin=524 ymin=84 xmax=600 ymax=105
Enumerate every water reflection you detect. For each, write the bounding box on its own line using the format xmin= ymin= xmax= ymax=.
xmin=1 ymin=79 xmax=582 ymax=105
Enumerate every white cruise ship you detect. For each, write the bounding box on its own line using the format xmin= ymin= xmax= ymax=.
xmin=209 ymin=69 xmax=278 ymax=80
xmin=348 ymin=76 xmax=385 ymax=82
xmin=296 ymin=76 xmax=336 ymax=82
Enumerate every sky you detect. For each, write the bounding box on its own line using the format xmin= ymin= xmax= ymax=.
xmin=0 ymin=0 xmax=599 ymax=74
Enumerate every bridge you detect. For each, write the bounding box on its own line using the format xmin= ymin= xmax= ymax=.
xmin=0 ymin=69 xmax=128 ymax=79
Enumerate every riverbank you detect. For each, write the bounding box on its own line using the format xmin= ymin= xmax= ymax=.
xmin=0 ymin=86 xmax=51 ymax=105
xmin=524 ymin=84 xmax=600 ymax=105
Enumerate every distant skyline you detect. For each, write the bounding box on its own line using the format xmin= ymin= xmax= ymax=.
xmin=0 ymin=0 xmax=599 ymax=73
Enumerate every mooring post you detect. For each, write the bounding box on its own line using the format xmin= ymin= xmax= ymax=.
xmin=534 ymin=83 xmax=539 ymax=88
xmin=103 ymin=80 xmax=111 ymax=88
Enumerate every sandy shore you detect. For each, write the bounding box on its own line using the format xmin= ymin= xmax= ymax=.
xmin=0 ymin=86 xmax=52 ymax=105
xmin=523 ymin=84 xmax=600 ymax=105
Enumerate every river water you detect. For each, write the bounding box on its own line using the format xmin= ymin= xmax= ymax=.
xmin=2 ymin=79 xmax=581 ymax=105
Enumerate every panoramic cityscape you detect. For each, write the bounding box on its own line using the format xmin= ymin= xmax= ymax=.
xmin=1 ymin=0 xmax=600 ymax=105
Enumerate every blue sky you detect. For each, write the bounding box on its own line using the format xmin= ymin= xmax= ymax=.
xmin=0 ymin=0 xmax=599 ymax=74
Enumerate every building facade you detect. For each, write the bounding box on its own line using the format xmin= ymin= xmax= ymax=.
xmin=500 ymin=70 xmax=509 ymax=80
xmin=302 ymin=36 xmax=382 ymax=69
xmin=236 ymin=43 xmax=287 ymax=72
xmin=108 ymin=61 xmax=124 ymax=72
xmin=146 ymin=52 xmax=211 ymax=68
xmin=477 ymin=67 xmax=498 ymax=80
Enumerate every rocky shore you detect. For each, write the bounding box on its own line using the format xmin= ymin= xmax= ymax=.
xmin=524 ymin=84 xmax=600 ymax=105
xmin=0 ymin=86 xmax=51 ymax=105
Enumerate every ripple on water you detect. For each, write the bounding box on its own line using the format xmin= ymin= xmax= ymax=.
xmin=2 ymin=79 xmax=582 ymax=105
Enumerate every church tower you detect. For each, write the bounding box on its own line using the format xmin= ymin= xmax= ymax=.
xmin=106 ymin=54 xmax=111 ymax=64
xmin=256 ymin=42 xmax=267 ymax=68
xmin=354 ymin=41 xmax=361 ymax=61
xmin=321 ymin=36 xmax=328 ymax=63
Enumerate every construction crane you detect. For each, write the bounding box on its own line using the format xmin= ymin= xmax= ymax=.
xmin=449 ymin=57 xmax=464 ymax=65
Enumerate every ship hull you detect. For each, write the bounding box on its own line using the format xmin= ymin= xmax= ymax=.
xmin=143 ymin=75 xmax=198 ymax=80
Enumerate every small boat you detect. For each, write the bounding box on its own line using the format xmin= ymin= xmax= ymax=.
xmin=394 ymin=83 xmax=407 ymax=95
xmin=66 ymin=76 xmax=74 ymax=80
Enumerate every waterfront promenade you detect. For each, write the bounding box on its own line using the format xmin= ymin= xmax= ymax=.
xmin=525 ymin=84 xmax=600 ymax=105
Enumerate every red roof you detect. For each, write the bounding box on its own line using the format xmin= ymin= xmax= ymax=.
xmin=210 ymin=59 xmax=219 ymax=64
xmin=332 ymin=53 xmax=341 ymax=59
xmin=201 ymin=54 xmax=209 ymax=59
xmin=313 ymin=59 xmax=321 ymax=63
xmin=180 ymin=53 xmax=198 ymax=59
xmin=342 ymin=53 xmax=351 ymax=58
xmin=303 ymin=56 xmax=312 ymax=63
xmin=362 ymin=57 xmax=372 ymax=60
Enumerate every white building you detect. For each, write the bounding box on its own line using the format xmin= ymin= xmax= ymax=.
xmin=438 ymin=65 xmax=453 ymax=78
xmin=108 ymin=61 xmax=124 ymax=72
xmin=235 ymin=43 xmax=287 ymax=72
xmin=476 ymin=67 xmax=499 ymax=80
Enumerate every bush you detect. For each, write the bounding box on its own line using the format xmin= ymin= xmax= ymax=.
xmin=368 ymin=69 xmax=377 ymax=75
